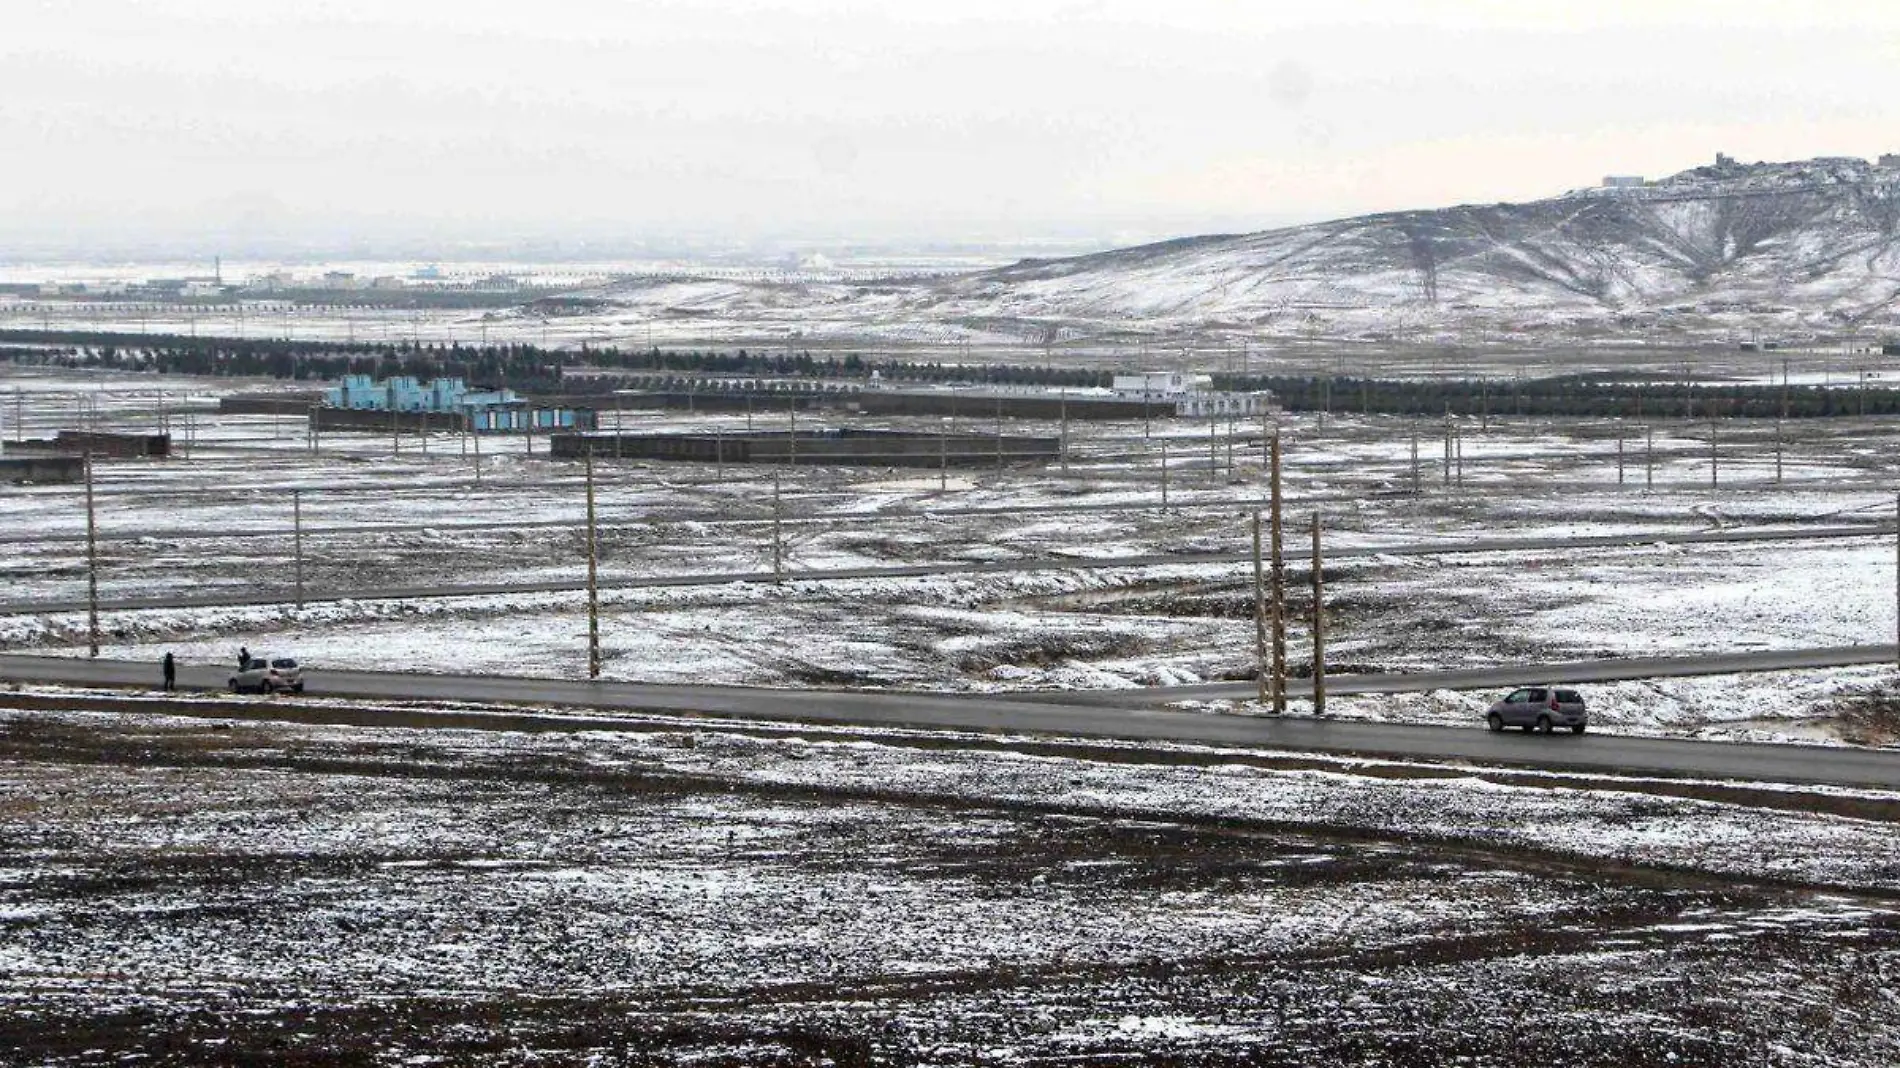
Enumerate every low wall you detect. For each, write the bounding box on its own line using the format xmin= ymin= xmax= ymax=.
xmin=549 ymin=428 xmax=1061 ymax=468
xmin=219 ymin=393 xmax=323 ymax=414
xmin=857 ymin=392 xmax=1174 ymax=420
xmin=0 ymin=453 xmax=88 ymax=484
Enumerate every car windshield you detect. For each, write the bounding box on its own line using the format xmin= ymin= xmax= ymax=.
xmin=271 ymin=658 xmax=298 ymax=669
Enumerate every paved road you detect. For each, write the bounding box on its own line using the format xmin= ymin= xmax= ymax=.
xmin=1054 ymin=644 xmax=1900 ymax=704
xmin=3 ymin=524 xmax=1888 ymax=616
xmin=2 ymin=652 xmax=1897 ymax=790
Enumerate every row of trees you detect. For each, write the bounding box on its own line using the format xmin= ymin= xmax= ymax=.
xmin=4 ymin=328 xmax=1899 ymax=417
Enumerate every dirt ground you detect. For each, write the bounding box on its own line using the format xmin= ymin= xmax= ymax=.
xmin=3 ymin=704 xmax=1898 ymax=1066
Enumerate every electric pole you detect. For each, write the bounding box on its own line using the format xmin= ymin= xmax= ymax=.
xmin=1252 ymin=510 xmax=1268 ymax=708
xmin=84 ymin=451 xmax=100 ymax=659
xmin=293 ymin=489 xmax=304 ymax=610
xmin=1269 ymin=431 xmax=1287 ymax=714
xmin=585 ymin=447 xmax=601 ymax=679
xmin=1311 ymin=510 xmax=1325 ymax=717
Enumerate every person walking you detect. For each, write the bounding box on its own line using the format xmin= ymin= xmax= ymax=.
xmin=161 ymin=652 xmax=176 ymax=692
xmin=238 ymin=646 xmax=251 ymax=671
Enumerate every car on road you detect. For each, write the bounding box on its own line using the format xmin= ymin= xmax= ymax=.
xmin=230 ymin=656 xmax=304 ymax=694
xmin=1485 ymin=686 xmax=1586 ymax=734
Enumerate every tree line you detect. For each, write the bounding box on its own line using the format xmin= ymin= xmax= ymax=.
xmin=3 ymin=328 xmax=1898 ymax=418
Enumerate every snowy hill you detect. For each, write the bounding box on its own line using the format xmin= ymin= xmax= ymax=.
xmin=581 ymin=156 xmax=1900 ymax=344
xmin=923 ymin=155 xmax=1900 ymax=341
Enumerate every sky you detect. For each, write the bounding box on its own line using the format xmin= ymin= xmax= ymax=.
xmin=6 ymin=0 xmax=1900 ymax=257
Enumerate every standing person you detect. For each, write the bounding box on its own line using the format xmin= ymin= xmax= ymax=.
xmin=162 ymin=652 xmax=176 ymax=692
xmin=238 ymin=646 xmax=251 ymax=671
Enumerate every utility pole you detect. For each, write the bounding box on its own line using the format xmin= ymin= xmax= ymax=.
xmin=1710 ymin=419 xmax=1718 ymax=487
xmin=1252 ymin=510 xmax=1268 ymax=708
xmin=1775 ymin=416 xmax=1783 ymax=484
xmin=1059 ymin=393 xmax=1069 ymax=474
xmin=1310 ymin=510 xmax=1325 ymax=717
xmin=1442 ymin=408 xmax=1453 ymax=487
xmin=585 ymin=448 xmax=601 ymax=679
xmin=771 ymin=469 xmax=784 ymax=583
xmin=1160 ymin=440 xmax=1169 ymax=509
xmin=84 ymin=451 xmax=100 ymax=658
xmin=994 ymin=396 xmax=1002 ymax=471
xmin=939 ymin=422 xmax=948 ymax=491
xmin=308 ymin=404 xmax=321 ymax=457
xmin=1269 ymin=431 xmax=1287 ymax=714
xmin=293 ymin=489 xmax=304 ymax=609
xmin=472 ymin=423 xmax=482 ymax=487
xmin=1410 ymin=419 xmax=1421 ymax=495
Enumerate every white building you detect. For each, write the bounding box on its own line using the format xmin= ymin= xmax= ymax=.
xmin=1111 ymin=371 xmax=1273 ymax=418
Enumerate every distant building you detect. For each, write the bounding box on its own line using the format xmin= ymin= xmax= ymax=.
xmin=1110 ymin=372 xmax=1272 ymax=418
xmin=1880 ymin=154 xmax=1900 ymax=169
xmin=322 ymin=375 xmax=590 ymax=433
xmin=1602 ymin=175 xmax=1646 ymax=189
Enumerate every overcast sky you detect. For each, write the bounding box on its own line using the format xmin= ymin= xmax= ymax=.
xmin=7 ymin=0 xmax=1900 ymax=256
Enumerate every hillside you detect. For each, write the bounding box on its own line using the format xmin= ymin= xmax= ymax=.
xmin=583 ymin=156 xmax=1900 ymax=345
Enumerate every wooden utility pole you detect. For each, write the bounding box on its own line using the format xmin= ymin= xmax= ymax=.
xmin=1710 ymin=419 xmax=1719 ymax=487
xmin=993 ymin=396 xmax=1002 ymax=470
xmin=293 ymin=489 xmax=304 ymax=609
xmin=1269 ymin=431 xmax=1287 ymax=714
xmin=771 ymin=469 xmax=784 ymax=583
xmin=472 ymin=424 xmax=482 ymax=487
xmin=84 ymin=451 xmax=99 ymax=659
xmin=1310 ymin=510 xmax=1325 ymax=717
xmin=938 ymin=423 xmax=948 ymax=491
xmin=1252 ymin=510 xmax=1268 ymax=708
xmin=1410 ymin=419 xmax=1421 ymax=495
xmin=1059 ymin=394 xmax=1069 ymax=474
xmin=1160 ymin=440 xmax=1169 ymax=509
xmin=1775 ymin=416 xmax=1783 ymax=484
xmin=585 ymin=448 xmax=601 ymax=679
xmin=1442 ymin=409 xmax=1453 ymax=487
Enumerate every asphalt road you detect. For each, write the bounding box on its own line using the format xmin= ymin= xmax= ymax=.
xmin=1056 ymin=644 xmax=1900 ymax=705
xmin=3 ymin=651 xmax=1897 ymax=790
xmin=3 ymin=523 xmax=1888 ymax=616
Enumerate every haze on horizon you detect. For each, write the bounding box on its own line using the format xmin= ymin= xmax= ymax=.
xmin=7 ymin=0 xmax=1900 ymax=260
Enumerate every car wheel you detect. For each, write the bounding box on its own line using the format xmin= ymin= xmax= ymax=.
xmin=229 ymin=678 xmax=240 ymax=692
xmin=1486 ymin=712 xmax=1504 ymax=733
xmin=1536 ymin=715 xmax=1553 ymax=734
xmin=1571 ymin=724 xmax=1586 ymax=735
xmin=293 ymin=683 xmax=304 ymax=693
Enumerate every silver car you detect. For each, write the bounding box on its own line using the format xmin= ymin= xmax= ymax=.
xmin=1485 ymin=686 xmax=1586 ymax=734
xmin=230 ymin=656 xmax=304 ymax=694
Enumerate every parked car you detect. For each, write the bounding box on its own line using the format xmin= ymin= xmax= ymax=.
xmin=230 ymin=656 xmax=304 ymax=694
xmin=1485 ymin=686 xmax=1586 ymax=734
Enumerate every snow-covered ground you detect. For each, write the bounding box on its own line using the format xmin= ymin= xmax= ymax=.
xmin=3 ymin=698 xmax=1898 ymax=1063
xmin=7 ymin=367 xmax=1900 ymax=746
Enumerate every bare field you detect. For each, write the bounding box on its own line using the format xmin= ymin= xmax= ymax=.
xmin=4 ymin=702 xmax=1900 ymax=1065
xmin=7 ymin=367 xmax=1900 ymax=743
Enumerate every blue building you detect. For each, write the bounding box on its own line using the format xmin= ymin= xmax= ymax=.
xmin=322 ymin=375 xmax=593 ymax=433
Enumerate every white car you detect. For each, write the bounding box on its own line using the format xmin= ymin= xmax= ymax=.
xmin=230 ymin=656 xmax=304 ymax=694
